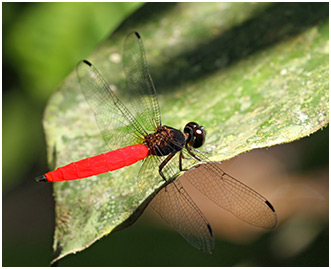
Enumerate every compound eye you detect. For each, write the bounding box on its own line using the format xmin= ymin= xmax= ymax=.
xmin=184 ymin=122 xmax=198 ymax=134
xmin=191 ymin=125 xmax=206 ymax=148
xmin=184 ymin=122 xmax=206 ymax=148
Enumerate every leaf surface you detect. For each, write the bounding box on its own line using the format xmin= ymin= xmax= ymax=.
xmin=43 ymin=3 xmax=329 ymax=262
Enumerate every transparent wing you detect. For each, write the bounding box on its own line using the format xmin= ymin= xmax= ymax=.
xmin=184 ymin=157 xmax=278 ymax=229
xmin=151 ymin=144 xmax=277 ymax=229
xmin=76 ymin=60 xmax=145 ymax=151
xmin=150 ymin=179 xmax=214 ymax=254
xmin=123 ymin=32 xmax=161 ymax=133
xmin=136 ymin=144 xmax=213 ymax=253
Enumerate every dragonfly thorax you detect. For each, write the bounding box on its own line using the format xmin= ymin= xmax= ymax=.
xmin=144 ymin=125 xmax=185 ymax=156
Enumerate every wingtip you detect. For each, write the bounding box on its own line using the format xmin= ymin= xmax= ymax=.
xmin=134 ymin=32 xmax=141 ymax=39
xmin=83 ymin=60 xmax=92 ymax=66
xmin=207 ymin=223 xmax=214 ymax=237
xmin=206 ymin=224 xmax=215 ymax=254
xmin=265 ymin=200 xmax=275 ymax=212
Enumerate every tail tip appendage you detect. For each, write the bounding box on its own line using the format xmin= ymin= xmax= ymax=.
xmin=35 ymin=175 xmax=48 ymax=183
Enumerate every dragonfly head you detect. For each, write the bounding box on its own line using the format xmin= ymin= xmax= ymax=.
xmin=184 ymin=122 xmax=206 ymax=148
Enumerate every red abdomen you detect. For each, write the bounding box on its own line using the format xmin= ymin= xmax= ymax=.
xmin=45 ymin=144 xmax=149 ymax=182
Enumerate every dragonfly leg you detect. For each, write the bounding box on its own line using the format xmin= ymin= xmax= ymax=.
xmin=185 ymin=145 xmax=202 ymax=161
xmin=158 ymin=153 xmax=176 ymax=182
xmin=179 ymin=151 xmax=189 ymax=171
xmin=180 ymin=149 xmax=202 ymax=172
xmin=180 ymin=150 xmax=195 ymax=160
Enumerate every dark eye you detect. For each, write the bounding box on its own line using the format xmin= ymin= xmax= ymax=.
xmin=184 ymin=122 xmax=206 ymax=148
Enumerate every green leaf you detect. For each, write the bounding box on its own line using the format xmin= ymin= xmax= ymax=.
xmin=43 ymin=3 xmax=329 ymax=263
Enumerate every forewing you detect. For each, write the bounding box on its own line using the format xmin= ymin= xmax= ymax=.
xmin=184 ymin=161 xmax=278 ymax=229
xmin=123 ymin=32 xmax=161 ymax=133
xmin=76 ymin=60 xmax=145 ymax=151
xmin=150 ymin=179 xmax=214 ymax=254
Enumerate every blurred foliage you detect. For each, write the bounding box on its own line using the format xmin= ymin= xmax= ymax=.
xmin=3 ymin=2 xmax=142 ymax=99
xmin=3 ymin=2 xmax=143 ymax=191
xmin=41 ymin=2 xmax=329 ymax=263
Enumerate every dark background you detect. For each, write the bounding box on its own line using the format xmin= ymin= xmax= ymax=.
xmin=3 ymin=3 xmax=328 ymax=266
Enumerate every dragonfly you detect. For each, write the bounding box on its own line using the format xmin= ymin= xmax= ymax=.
xmin=36 ymin=32 xmax=277 ymax=253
